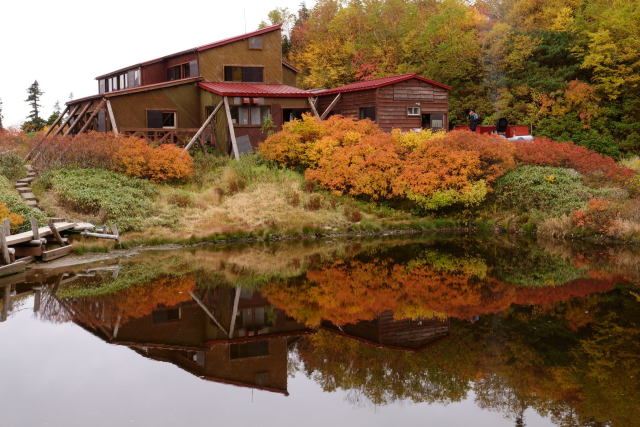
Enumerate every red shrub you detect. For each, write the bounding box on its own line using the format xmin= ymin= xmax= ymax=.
xmin=514 ymin=137 xmax=633 ymax=181
xmin=440 ymin=131 xmax=516 ymax=183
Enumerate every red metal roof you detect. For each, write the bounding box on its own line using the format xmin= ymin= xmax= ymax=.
xmin=315 ymin=73 xmax=452 ymax=95
xmin=95 ymin=24 xmax=282 ymax=80
xmin=67 ymin=77 xmax=203 ymax=105
xmin=198 ymin=81 xmax=311 ymax=98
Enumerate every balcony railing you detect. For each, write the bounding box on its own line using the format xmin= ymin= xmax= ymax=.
xmin=120 ymin=128 xmax=202 ymax=146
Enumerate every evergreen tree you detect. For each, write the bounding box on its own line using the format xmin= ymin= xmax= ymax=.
xmin=23 ymin=80 xmax=46 ymax=132
xmin=47 ymin=100 xmax=61 ymax=126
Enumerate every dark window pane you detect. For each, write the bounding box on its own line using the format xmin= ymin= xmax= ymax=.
xmin=147 ymin=110 xmax=164 ymax=128
xmin=152 ymin=307 xmax=180 ymax=323
xmin=359 ymin=106 xmax=376 ymax=121
xmin=430 ymin=113 xmax=444 ymax=129
xmin=230 ymin=341 xmax=269 ymax=359
xmin=167 ymin=65 xmax=181 ymax=81
xmin=242 ymin=67 xmax=263 ymax=82
xmin=230 ymin=106 xmax=239 ymax=124
xmin=162 ymin=112 xmax=175 ymax=128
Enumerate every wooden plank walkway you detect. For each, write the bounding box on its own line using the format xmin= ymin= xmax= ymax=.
xmin=5 ymin=222 xmax=76 ymax=247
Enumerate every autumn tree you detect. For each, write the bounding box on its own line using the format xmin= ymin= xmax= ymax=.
xmin=47 ymin=100 xmax=61 ymax=126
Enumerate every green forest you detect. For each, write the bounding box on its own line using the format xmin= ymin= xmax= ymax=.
xmin=264 ymin=0 xmax=640 ymax=158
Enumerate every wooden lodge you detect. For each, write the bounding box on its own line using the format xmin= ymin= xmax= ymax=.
xmin=313 ymin=74 xmax=451 ymax=132
xmin=45 ymin=25 xmax=451 ymax=157
xmin=46 ymin=24 xmax=314 ymax=157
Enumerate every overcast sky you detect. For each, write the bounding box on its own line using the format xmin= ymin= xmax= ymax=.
xmin=0 ymin=0 xmax=312 ymax=128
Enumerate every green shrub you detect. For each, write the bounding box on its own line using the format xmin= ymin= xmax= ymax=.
xmin=495 ymin=166 xmax=599 ymax=217
xmin=42 ymin=169 xmax=157 ymax=231
xmin=0 ymin=153 xmax=26 ymax=180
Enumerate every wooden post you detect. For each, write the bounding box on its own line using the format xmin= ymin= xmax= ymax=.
xmin=1 ymin=284 xmax=10 ymax=321
xmin=31 ymin=217 xmax=40 ymax=241
xmin=308 ymin=97 xmax=320 ymax=119
xmin=63 ymin=101 xmax=92 ymax=136
xmin=223 ymin=96 xmax=240 ymax=160
xmin=185 ymin=100 xmax=223 ymax=151
xmin=2 ymin=218 xmax=9 ymax=236
xmin=53 ymin=105 xmax=79 ymax=136
xmin=32 ymin=286 xmax=43 ymax=313
xmin=76 ymin=99 xmax=106 ymax=135
xmin=320 ymin=93 xmax=342 ymax=120
xmin=228 ymin=286 xmax=241 ymax=338
xmin=105 ymin=99 xmax=119 ymax=135
xmin=0 ymin=232 xmax=10 ymax=265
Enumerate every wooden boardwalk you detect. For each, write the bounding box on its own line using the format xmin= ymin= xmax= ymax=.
xmin=4 ymin=222 xmax=77 ymax=247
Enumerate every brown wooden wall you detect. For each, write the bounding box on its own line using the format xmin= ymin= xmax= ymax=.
xmin=198 ymin=30 xmax=283 ymax=83
xmin=316 ymin=89 xmax=377 ymax=119
xmin=108 ymin=84 xmax=202 ymax=129
xmin=140 ymin=52 xmax=198 ymax=86
xmin=316 ymin=78 xmax=449 ymax=132
xmin=282 ymin=65 xmax=298 ymax=87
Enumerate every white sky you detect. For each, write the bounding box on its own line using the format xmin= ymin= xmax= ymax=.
xmin=0 ymin=0 xmax=312 ymax=128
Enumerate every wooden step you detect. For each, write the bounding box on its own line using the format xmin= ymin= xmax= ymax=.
xmin=25 ymin=200 xmax=38 ymax=207
xmin=16 ymin=187 xmax=31 ymax=194
xmin=41 ymin=245 xmax=73 ymax=262
xmin=16 ymin=178 xmax=33 ymax=184
xmin=21 ymin=193 xmax=37 ymax=201
xmin=0 ymin=261 xmax=27 ymax=278
xmin=15 ymin=182 xmax=29 ymax=188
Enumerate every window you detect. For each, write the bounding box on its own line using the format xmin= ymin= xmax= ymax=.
xmin=230 ymin=340 xmax=269 ymax=359
xmin=407 ymin=106 xmax=420 ymax=116
xmin=230 ymin=106 xmax=271 ymax=125
xmin=224 ymin=66 xmax=264 ymax=82
xmin=152 ymin=307 xmax=181 ymax=323
xmin=147 ymin=110 xmax=177 ymax=128
xmin=359 ymin=106 xmax=376 ymax=121
xmin=168 ymin=61 xmax=198 ymax=81
xmin=248 ymin=36 xmax=263 ymax=49
xmin=99 ymin=79 xmax=105 ymax=94
xmin=421 ymin=113 xmax=445 ymax=130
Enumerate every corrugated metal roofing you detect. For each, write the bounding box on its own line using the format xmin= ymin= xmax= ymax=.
xmin=198 ymin=82 xmax=311 ymax=98
xmin=315 ymin=74 xmax=451 ymax=95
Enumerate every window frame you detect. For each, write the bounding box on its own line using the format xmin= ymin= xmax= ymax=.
xmin=407 ymin=106 xmax=421 ymax=116
xmin=223 ymin=65 xmax=265 ymax=83
xmin=146 ymin=109 xmax=178 ymax=129
xmin=230 ymin=105 xmax=271 ymax=127
xmin=248 ymin=36 xmax=263 ymax=50
xmin=358 ymin=106 xmax=376 ymax=122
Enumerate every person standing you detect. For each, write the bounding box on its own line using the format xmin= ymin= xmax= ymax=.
xmin=468 ymin=109 xmax=479 ymax=132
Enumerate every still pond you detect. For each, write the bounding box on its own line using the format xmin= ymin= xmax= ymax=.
xmin=0 ymin=236 xmax=638 ymax=426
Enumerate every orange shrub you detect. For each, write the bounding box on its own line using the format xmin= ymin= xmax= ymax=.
xmin=305 ymin=134 xmax=402 ymax=199
xmin=32 ymin=132 xmax=193 ymax=182
xmin=514 ymin=137 xmax=633 ymax=181
xmin=0 ymin=202 xmax=24 ymax=229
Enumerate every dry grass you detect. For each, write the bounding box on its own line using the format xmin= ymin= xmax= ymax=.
xmin=537 ymin=214 xmax=574 ymax=239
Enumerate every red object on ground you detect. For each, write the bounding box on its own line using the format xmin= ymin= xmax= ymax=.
xmin=453 ymin=125 xmax=530 ymax=136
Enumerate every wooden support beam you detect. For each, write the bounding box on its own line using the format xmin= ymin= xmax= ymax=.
xmin=53 ymin=105 xmax=79 ymax=136
xmin=76 ymin=99 xmax=106 ymax=135
xmin=48 ymin=221 xmax=67 ymax=246
xmin=185 ymin=100 xmax=223 ymax=151
xmin=223 ymin=96 xmax=240 ymax=160
xmin=41 ymin=245 xmax=73 ymax=262
xmin=105 ymin=99 xmax=119 ymax=135
xmin=189 ymin=291 xmax=229 ymax=336
xmin=308 ymin=97 xmax=320 ymax=119
xmin=0 ymin=261 xmax=26 ymax=279
xmin=63 ymin=101 xmax=92 ymax=136
xmin=228 ymin=286 xmax=241 ymax=338
xmin=320 ymin=93 xmax=342 ymax=120
xmin=43 ymin=105 xmax=69 ymax=138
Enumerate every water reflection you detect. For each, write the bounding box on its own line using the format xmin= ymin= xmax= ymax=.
xmin=1 ymin=237 xmax=638 ymax=426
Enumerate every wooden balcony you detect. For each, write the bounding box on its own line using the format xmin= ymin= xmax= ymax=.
xmin=120 ymin=128 xmax=202 ymax=146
